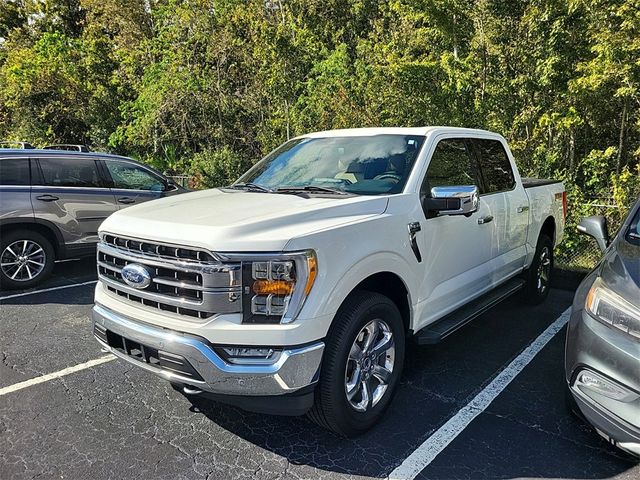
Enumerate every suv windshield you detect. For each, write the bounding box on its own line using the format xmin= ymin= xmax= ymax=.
xmin=236 ymin=135 xmax=425 ymax=195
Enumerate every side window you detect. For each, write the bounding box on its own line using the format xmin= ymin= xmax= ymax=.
xmin=422 ymin=138 xmax=478 ymax=193
xmin=105 ymin=161 xmax=165 ymax=191
xmin=474 ymin=139 xmax=515 ymax=194
xmin=37 ymin=158 xmax=102 ymax=187
xmin=0 ymin=159 xmax=30 ymax=185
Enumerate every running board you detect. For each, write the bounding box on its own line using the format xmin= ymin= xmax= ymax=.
xmin=414 ymin=278 xmax=526 ymax=345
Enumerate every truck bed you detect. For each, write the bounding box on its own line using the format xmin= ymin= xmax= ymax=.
xmin=521 ymin=177 xmax=562 ymax=189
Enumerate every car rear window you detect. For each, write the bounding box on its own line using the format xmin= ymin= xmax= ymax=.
xmin=0 ymin=159 xmax=30 ymax=185
xmin=36 ymin=158 xmax=103 ymax=188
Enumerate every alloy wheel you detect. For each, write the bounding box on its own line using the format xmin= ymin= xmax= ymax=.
xmin=1 ymin=240 xmax=47 ymax=282
xmin=344 ymin=318 xmax=395 ymax=412
xmin=537 ymin=246 xmax=551 ymax=295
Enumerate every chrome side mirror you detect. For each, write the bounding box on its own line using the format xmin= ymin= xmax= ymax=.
xmin=425 ymin=185 xmax=479 ymax=217
xmin=577 ymin=215 xmax=609 ymax=252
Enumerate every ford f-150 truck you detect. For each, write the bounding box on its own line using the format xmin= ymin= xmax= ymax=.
xmin=92 ymin=127 xmax=566 ymax=436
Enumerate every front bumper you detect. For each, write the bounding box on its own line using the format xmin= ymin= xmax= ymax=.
xmin=565 ymin=278 xmax=640 ymax=457
xmin=92 ymin=304 xmax=324 ymax=397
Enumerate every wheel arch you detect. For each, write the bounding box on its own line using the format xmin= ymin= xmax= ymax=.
xmin=0 ymin=219 xmax=63 ymax=258
xmin=540 ymin=216 xmax=556 ymax=246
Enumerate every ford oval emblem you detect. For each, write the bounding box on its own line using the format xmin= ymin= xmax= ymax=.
xmin=121 ymin=263 xmax=152 ymax=289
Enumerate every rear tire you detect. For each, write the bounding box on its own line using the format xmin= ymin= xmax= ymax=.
xmin=522 ymin=234 xmax=553 ymax=304
xmin=308 ymin=291 xmax=405 ymax=437
xmin=0 ymin=229 xmax=55 ymax=289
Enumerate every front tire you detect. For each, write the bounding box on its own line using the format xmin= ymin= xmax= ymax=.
xmin=522 ymin=234 xmax=553 ymax=304
xmin=308 ymin=291 xmax=405 ymax=437
xmin=0 ymin=230 xmax=55 ymax=289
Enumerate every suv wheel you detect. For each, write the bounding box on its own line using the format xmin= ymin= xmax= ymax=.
xmin=522 ymin=233 xmax=553 ymax=304
xmin=0 ymin=230 xmax=55 ymax=289
xmin=308 ymin=291 xmax=405 ymax=437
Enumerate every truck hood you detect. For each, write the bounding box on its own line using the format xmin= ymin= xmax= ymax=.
xmin=100 ymin=188 xmax=389 ymax=252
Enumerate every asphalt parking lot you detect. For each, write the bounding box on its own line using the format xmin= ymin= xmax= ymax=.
xmin=1 ymin=260 xmax=639 ymax=480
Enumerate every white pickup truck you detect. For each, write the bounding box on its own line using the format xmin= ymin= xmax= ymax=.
xmin=92 ymin=127 xmax=566 ymax=436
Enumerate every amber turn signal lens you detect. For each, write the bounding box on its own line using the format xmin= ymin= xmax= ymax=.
xmin=252 ymin=279 xmax=294 ymax=296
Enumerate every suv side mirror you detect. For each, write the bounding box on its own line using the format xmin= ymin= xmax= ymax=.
xmin=424 ymin=185 xmax=479 ymax=217
xmin=577 ymin=215 xmax=609 ymax=252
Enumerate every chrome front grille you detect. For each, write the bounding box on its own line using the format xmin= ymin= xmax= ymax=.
xmin=97 ymin=234 xmax=241 ymax=320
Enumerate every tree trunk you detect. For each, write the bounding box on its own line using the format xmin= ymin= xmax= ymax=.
xmin=617 ymin=97 xmax=628 ymax=173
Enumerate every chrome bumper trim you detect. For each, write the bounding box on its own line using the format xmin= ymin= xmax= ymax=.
xmin=92 ymin=304 xmax=324 ymax=396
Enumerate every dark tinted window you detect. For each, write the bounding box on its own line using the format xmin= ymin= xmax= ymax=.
xmin=105 ymin=161 xmax=165 ymax=191
xmin=0 ymin=159 xmax=30 ymax=185
xmin=37 ymin=158 xmax=102 ymax=187
xmin=423 ymin=138 xmax=479 ymax=192
xmin=474 ymin=139 xmax=515 ymax=194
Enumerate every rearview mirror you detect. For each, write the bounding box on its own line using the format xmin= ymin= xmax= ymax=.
xmin=577 ymin=215 xmax=609 ymax=252
xmin=425 ymin=185 xmax=479 ymax=217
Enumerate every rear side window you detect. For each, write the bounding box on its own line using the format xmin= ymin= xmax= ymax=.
xmin=473 ymin=139 xmax=515 ymax=194
xmin=423 ymin=138 xmax=479 ymax=192
xmin=37 ymin=158 xmax=103 ymax=187
xmin=0 ymin=159 xmax=30 ymax=185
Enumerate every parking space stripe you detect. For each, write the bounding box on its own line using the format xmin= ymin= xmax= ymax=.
xmin=0 ymin=280 xmax=97 ymax=301
xmin=0 ymin=355 xmax=115 ymax=396
xmin=388 ymin=307 xmax=572 ymax=480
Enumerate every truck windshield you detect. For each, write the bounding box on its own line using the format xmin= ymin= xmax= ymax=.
xmin=236 ymin=135 xmax=426 ymax=195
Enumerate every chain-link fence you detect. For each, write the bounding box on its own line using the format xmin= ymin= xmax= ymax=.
xmin=555 ymin=198 xmax=627 ymax=272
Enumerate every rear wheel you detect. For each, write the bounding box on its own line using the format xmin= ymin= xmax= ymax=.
xmin=308 ymin=291 xmax=405 ymax=437
xmin=0 ymin=230 xmax=55 ymax=289
xmin=522 ymin=234 xmax=553 ymax=304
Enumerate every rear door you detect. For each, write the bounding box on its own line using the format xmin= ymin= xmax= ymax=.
xmin=471 ymin=138 xmax=529 ymax=281
xmin=100 ymin=158 xmax=169 ymax=208
xmin=31 ymin=156 xmax=118 ymax=251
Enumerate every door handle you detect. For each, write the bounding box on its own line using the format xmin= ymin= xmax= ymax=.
xmin=36 ymin=194 xmax=59 ymax=202
xmin=117 ymin=197 xmax=136 ymax=204
xmin=517 ymin=206 xmax=529 ymax=213
xmin=478 ymin=215 xmax=494 ymax=225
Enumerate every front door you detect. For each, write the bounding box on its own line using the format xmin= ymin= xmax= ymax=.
xmin=101 ymin=159 xmax=169 ymax=208
xmin=414 ymin=137 xmax=497 ymax=328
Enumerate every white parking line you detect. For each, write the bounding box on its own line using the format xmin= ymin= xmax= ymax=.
xmin=388 ymin=307 xmax=571 ymax=480
xmin=0 ymin=280 xmax=97 ymax=301
xmin=0 ymin=355 xmax=115 ymax=396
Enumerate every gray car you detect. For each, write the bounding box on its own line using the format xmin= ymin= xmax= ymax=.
xmin=565 ymin=197 xmax=640 ymax=458
xmin=0 ymin=150 xmax=185 ymax=289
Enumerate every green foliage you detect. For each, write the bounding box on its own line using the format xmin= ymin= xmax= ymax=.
xmin=0 ymin=0 xmax=639 ymax=268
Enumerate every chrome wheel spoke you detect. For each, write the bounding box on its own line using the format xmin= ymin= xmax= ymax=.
xmin=10 ymin=264 xmax=24 ymax=279
xmin=371 ymin=333 xmax=394 ymax=359
xmin=346 ymin=365 xmax=362 ymax=400
xmin=349 ymin=343 xmax=364 ymax=362
xmin=27 ymin=247 xmax=43 ymax=257
xmin=372 ymin=365 xmax=392 ymax=385
xmin=362 ymin=320 xmax=379 ymax=354
xmin=360 ymin=379 xmax=371 ymax=411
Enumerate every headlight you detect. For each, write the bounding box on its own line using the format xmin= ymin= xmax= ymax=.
xmin=585 ymin=277 xmax=640 ymax=339
xmin=241 ymin=250 xmax=317 ymax=324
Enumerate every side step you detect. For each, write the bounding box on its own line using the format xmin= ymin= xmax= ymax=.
xmin=414 ymin=278 xmax=526 ymax=345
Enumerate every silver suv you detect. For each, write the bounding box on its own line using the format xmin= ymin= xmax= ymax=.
xmin=0 ymin=150 xmax=185 ymax=289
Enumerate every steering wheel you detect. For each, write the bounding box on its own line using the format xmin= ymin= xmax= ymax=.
xmin=374 ymin=173 xmax=401 ymax=182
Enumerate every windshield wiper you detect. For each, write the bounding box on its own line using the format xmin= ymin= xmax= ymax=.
xmin=227 ymin=182 xmax=273 ymax=193
xmin=275 ymin=186 xmax=349 ymax=195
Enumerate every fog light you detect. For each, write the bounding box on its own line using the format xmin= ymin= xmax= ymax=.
xmin=576 ymin=370 xmax=638 ymax=402
xmin=219 ymin=346 xmax=280 ymax=365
